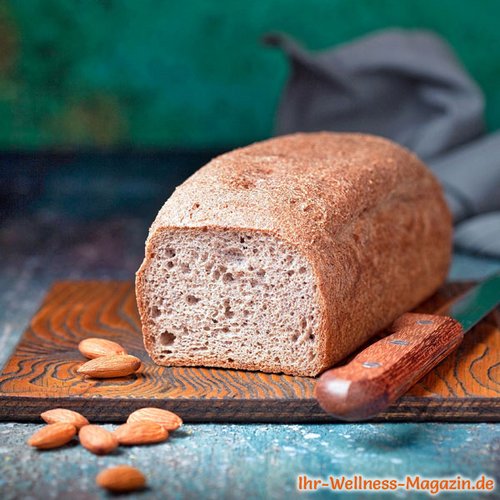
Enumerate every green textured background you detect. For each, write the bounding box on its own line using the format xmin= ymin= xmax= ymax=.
xmin=1 ymin=0 xmax=499 ymax=149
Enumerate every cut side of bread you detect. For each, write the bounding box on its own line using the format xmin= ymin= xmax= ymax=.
xmin=138 ymin=228 xmax=323 ymax=375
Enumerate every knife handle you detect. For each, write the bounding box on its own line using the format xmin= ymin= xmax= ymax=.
xmin=314 ymin=312 xmax=464 ymax=421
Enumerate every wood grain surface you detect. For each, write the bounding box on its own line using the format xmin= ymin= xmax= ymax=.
xmin=0 ymin=281 xmax=498 ymax=423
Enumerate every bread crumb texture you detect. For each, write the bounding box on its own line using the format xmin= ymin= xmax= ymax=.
xmin=140 ymin=230 xmax=320 ymax=374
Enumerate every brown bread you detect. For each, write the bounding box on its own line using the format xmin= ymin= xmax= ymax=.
xmin=136 ymin=132 xmax=452 ymax=376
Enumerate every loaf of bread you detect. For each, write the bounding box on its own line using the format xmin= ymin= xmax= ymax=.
xmin=136 ymin=132 xmax=452 ymax=376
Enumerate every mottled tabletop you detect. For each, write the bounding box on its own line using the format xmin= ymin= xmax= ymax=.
xmin=0 ymin=154 xmax=499 ymax=499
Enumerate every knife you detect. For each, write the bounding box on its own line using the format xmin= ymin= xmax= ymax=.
xmin=314 ymin=272 xmax=500 ymax=421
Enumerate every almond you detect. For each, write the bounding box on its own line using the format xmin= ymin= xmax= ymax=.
xmin=78 ymin=338 xmax=127 ymax=359
xmin=77 ymin=354 xmax=141 ymax=378
xmin=96 ymin=465 xmax=146 ymax=493
xmin=114 ymin=421 xmax=168 ymax=445
xmin=40 ymin=408 xmax=89 ymax=429
xmin=79 ymin=425 xmax=119 ymax=455
xmin=127 ymin=407 xmax=183 ymax=431
xmin=27 ymin=423 xmax=77 ymax=449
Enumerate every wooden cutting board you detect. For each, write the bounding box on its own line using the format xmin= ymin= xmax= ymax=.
xmin=0 ymin=281 xmax=498 ymax=423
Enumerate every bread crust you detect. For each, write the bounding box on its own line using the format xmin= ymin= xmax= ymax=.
xmin=136 ymin=132 xmax=452 ymax=376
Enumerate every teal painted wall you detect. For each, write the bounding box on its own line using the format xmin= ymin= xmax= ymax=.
xmin=1 ymin=0 xmax=499 ymax=149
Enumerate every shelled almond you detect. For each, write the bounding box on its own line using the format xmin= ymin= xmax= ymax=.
xmin=27 ymin=423 xmax=77 ymax=449
xmin=127 ymin=407 xmax=183 ymax=431
xmin=96 ymin=465 xmax=146 ymax=493
xmin=78 ymin=338 xmax=127 ymax=359
xmin=114 ymin=421 xmax=168 ymax=445
xmin=79 ymin=425 xmax=119 ymax=455
xmin=41 ymin=408 xmax=89 ymax=429
xmin=77 ymin=354 xmax=141 ymax=378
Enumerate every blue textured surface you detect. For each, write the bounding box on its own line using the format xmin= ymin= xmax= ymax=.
xmin=0 ymin=422 xmax=498 ymax=499
xmin=0 ymin=154 xmax=499 ymax=499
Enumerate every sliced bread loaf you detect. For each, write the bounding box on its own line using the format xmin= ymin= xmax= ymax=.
xmin=136 ymin=132 xmax=452 ymax=376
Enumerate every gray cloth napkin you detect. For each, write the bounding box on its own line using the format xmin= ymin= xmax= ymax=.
xmin=265 ymin=30 xmax=500 ymax=257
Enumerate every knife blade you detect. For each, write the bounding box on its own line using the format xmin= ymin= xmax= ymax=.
xmin=314 ymin=273 xmax=500 ymax=421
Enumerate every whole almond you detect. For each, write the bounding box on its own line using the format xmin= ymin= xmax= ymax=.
xmin=40 ymin=408 xmax=89 ymax=430
xmin=79 ymin=425 xmax=119 ymax=455
xmin=127 ymin=407 xmax=183 ymax=431
xmin=114 ymin=421 xmax=168 ymax=445
xmin=78 ymin=338 xmax=127 ymax=359
xmin=77 ymin=354 xmax=141 ymax=378
xmin=96 ymin=465 xmax=146 ymax=493
xmin=27 ymin=423 xmax=77 ymax=449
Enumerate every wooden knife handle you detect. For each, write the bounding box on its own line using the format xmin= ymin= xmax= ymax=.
xmin=314 ymin=312 xmax=464 ymax=421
